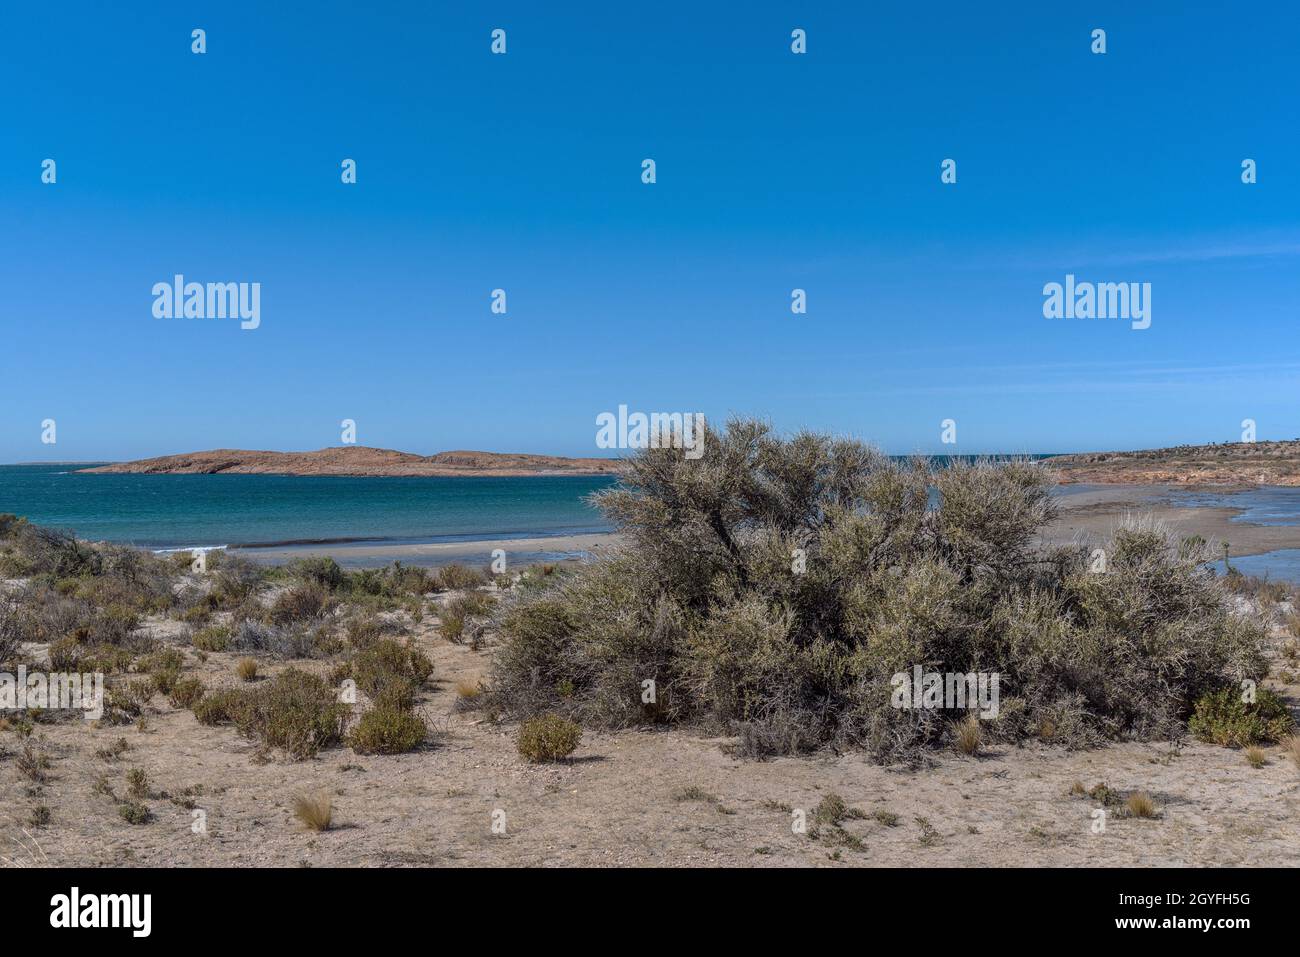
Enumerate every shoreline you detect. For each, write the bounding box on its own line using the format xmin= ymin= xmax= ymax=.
xmin=208 ymin=484 xmax=1300 ymax=573
xmin=231 ymin=531 xmax=621 ymax=569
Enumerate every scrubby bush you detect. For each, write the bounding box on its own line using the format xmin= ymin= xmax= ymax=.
xmin=352 ymin=638 xmax=433 ymax=708
xmin=285 ymin=556 xmax=346 ymax=591
xmin=267 ymin=581 xmax=335 ymax=626
xmin=435 ymin=563 xmax=488 ymax=592
xmin=347 ymin=705 xmax=427 ymax=754
xmin=1188 ymin=687 xmax=1294 ymax=747
xmin=517 ymin=713 xmax=582 ymax=762
xmin=209 ymin=552 xmax=265 ymax=605
xmin=230 ymin=669 xmax=348 ymax=759
xmin=439 ymin=592 xmax=496 ymax=644
xmin=192 ymin=688 xmax=244 ymax=726
xmin=488 ymin=418 xmax=1270 ymax=762
xmin=168 ymin=676 xmax=205 ymax=709
xmin=192 ymin=624 xmax=231 ymax=652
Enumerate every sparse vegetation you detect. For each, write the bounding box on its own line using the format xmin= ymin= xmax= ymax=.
xmin=236 ymin=658 xmax=258 ymax=682
xmin=1245 ymin=746 xmax=1267 ymax=768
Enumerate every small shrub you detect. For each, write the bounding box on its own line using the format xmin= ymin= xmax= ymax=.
xmin=236 ymin=658 xmax=258 ymax=682
xmin=231 ymin=669 xmax=349 ymax=759
xmin=16 ymin=740 xmax=51 ymax=782
xmin=347 ymin=705 xmax=427 ymax=754
xmin=517 ymin=714 xmax=581 ymax=762
xmin=435 ymin=564 xmax=488 ymax=592
xmin=118 ymin=801 xmax=152 ymax=825
xmin=872 ymin=809 xmax=900 ymax=827
xmin=1245 ymin=746 xmax=1267 ymax=768
xmin=268 ymin=581 xmax=335 ymax=625
xmin=1188 ymin=688 xmax=1295 ymax=747
xmin=352 ymin=638 xmax=433 ymax=707
xmin=813 ymin=793 xmax=851 ymax=826
xmin=168 ymin=676 xmax=205 ymax=709
xmin=191 ymin=688 xmax=245 ymax=725
xmin=286 ymin=557 xmax=345 ymax=591
xmin=192 ymin=625 xmax=231 ymax=652
xmin=292 ymin=792 xmax=332 ymax=831
xmin=126 ymin=767 xmax=149 ymax=799
xmin=28 ymin=804 xmax=52 ymax=828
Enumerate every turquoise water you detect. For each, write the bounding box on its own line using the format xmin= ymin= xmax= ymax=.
xmin=0 ymin=464 xmax=616 ymax=548
xmin=6 ymin=463 xmax=1300 ymax=583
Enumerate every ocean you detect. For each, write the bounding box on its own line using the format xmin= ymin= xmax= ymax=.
xmin=5 ymin=463 xmax=1300 ymax=582
xmin=0 ymin=464 xmax=615 ymax=549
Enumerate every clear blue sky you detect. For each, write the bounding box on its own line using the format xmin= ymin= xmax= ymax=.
xmin=2 ymin=1 xmax=1297 ymax=461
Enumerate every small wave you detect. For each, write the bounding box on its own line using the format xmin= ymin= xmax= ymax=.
xmin=151 ymin=545 xmax=230 ymax=555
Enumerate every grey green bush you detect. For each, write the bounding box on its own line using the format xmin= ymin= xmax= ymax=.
xmin=488 ymin=418 xmax=1268 ymax=762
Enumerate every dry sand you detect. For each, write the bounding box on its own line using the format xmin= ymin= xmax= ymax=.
xmin=4 ymin=602 xmax=1297 ymax=868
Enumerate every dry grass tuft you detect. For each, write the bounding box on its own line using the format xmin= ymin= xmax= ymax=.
xmin=292 ymin=791 xmax=333 ymax=832
xmin=236 ymin=657 xmax=258 ymax=682
xmin=1125 ymin=792 xmax=1157 ymax=819
xmin=1245 ymin=745 xmax=1267 ymax=769
xmin=954 ymin=715 xmax=982 ymax=755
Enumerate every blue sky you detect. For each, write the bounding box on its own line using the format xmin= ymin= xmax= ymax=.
xmin=2 ymin=1 xmax=1297 ymax=461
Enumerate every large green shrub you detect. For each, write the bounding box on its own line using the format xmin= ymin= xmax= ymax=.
xmin=489 ymin=418 xmax=1269 ymax=762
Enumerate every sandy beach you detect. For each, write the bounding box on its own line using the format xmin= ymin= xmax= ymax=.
xmin=227 ymin=484 xmax=1300 ymax=570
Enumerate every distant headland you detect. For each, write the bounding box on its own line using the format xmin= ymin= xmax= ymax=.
xmin=77 ymin=447 xmax=621 ymax=477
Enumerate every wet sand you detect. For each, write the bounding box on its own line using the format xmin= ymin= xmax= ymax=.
xmin=233 ymin=532 xmax=621 ymax=569
xmin=1042 ymin=485 xmax=1300 ymax=558
xmin=229 ymin=485 xmax=1300 ymax=569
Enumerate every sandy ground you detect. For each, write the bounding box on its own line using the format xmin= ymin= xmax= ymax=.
xmin=1042 ymin=486 xmax=1300 ymax=559
xmin=3 ymin=601 xmax=1298 ymax=869
xmin=4 ymin=485 xmax=1300 ymax=868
